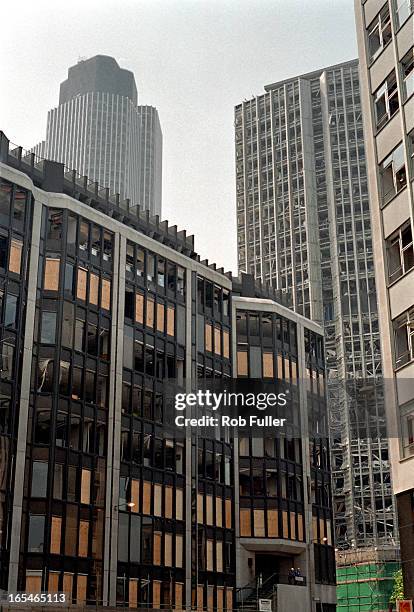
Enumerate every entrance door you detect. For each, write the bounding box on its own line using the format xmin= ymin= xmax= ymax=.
xmin=255 ymin=554 xmax=279 ymax=583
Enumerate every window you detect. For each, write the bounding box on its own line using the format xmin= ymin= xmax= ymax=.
xmin=373 ymin=71 xmax=399 ymax=129
xmin=387 ymin=222 xmax=414 ymax=282
xmin=136 ymin=248 xmax=145 ymax=277
xmin=101 ymin=278 xmax=111 ymax=311
xmin=31 ymin=462 xmax=48 ymax=497
xmin=177 ymin=266 xmax=185 ymax=296
xmin=157 ymin=258 xmax=165 ymax=288
xmin=401 ymin=402 xmax=414 ymax=456
xmin=79 ymin=221 xmax=89 ymax=252
xmin=380 ymin=143 xmax=407 ymax=204
xmin=367 ymin=5 xmax=391 ymax=62
xmin=89 ymin=273 xmax=99 ymax=305
xmin=393 ymin=307 xmax=414 ymax=367
xmin=40 ymin=311 xmax=57 ymax=344
xmin=9 ymin=239 xmax=22 ymax=275
xmin=401 ymin=47 xmax=414 ymax=100
xmin=47 ymin=210 xmax=62 ymax=242
xmin=28 ymin=515 xmax=45 ymax=552
xmin=103 ymin=231 xmax=113 ymax=262
xmin=77 ymin=268 xmax=88 ymax=301
xmin=0 ymin=342 xmax=14 ymax=381
xmin=237 ymin=351 xmax=248 ymax=376
xmin=50 ymin=517 xmax=62 ymax=554
xmin=4 ymin=294 xmax=17 ymax=327
xmin=395 ymin=0 xmax=414 ymax=29
xmin=0 ymin=180 xmax=11 ymax=222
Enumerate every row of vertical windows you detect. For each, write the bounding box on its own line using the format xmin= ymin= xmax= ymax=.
xmin=126 ymin=241 xmax=185 ymax=298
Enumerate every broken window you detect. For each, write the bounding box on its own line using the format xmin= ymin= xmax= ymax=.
xmin=367 ymin=5 xmax=392 ymax=62
xmin=401 ymin=47 xmax=414 ymax=100
xmin=380 ymin=143 xmax=407 ymax=205
xmin=393 ymin=307 xmax=414 ymax=367
xmin=387 ymin=221 xmax=414 ymax=282
xmin=373 ymin=71 xmax=399 ymax=129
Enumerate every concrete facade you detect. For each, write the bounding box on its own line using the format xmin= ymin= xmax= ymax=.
xmin=354 ymin=0 xmax=414 ymax=597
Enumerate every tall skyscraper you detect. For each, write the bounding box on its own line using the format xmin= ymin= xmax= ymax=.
xmin=32 ymin=55 xmax=162 ymax=217
xmin=138 ymin=106 xmax=163 ymax=216
xmin=0 ymin=131 xmax=336 ymax=611
xmin=354 ymin=0 xmax=414 ymax=598
xmin=235 ymin=59 xmax=400 ymax=607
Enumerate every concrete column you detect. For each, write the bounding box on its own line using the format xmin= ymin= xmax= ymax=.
xmin=103 ymin=231 xmax=123 ymax=605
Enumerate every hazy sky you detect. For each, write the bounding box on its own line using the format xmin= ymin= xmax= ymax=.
xmin=1 ymin=0 xmax=358 ymax=273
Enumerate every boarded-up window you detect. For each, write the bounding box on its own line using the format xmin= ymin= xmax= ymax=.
xmin=131 ymin=479 xmax=139 ymax=512
xmin=216 ymin=540 xmax=223 ymax=572
xmin=175 ymin=583 xmax=183 ymax=609
xmin=129 ymin=579 xmax=138 ymax=608
xmin=207 ymin=586 xmax=214 ymax=612
xmin=237 ymin=351 xmax=248 ymax=376
xmin=9 ymin=239 xmax=22 ymax=275
xmin=81 ymin=469 xmax=90 ymax=505
xmin=312 ymin=516 xmax=318 ymax=541
xmin=154 ymin=484 xmax=162 ymax=516
xmin=153 ymin=531 xmax=162 ymax=565
xmin=226 ymin=588 xmax=233 ymax=612
xmin=176 ymin=488 xmax=183 ymax=521
xmin=282 ymin=511 xmax=289 ymax=538
xmin=153 ymin=581 xmax=161 ymax=608
xmin=205 ymin=323 xmax=212 ymax=352
xmin=78 ymin=521 xmax=89 ymax=557
xmin=101 ymin=278 xmax=111 ymax=311
xmin=176 ymin=534 xmax=183 ymax=568
xmin=135 ymin=293 xmax=144 ymax=324
xmin=197 ymin=585 xmax=204 ymax=612
xmin=167 ymin=306 xmax=175 ymax=336
xmin=223 ymin=330 xmax=230 ymax=359
xmin=240 ymin=508 xmax=251 ymax=536
xmin=143 ymin=481 xmax=151 ymax=515
xmin=297 ymin=514 xmax=304 ymax=541
xmin=290 ymin=513 xmax=296 ymax=540
xmin=214 ymin=327 xmax=221 ymax=355
xmin=157 ymin=303 xmax=165 ymax=333
xmin=165 ymin=485 xmax=173 ymax=519
xmin=277 ymin=354 xmax=284 ymax=378
xmin=146 ymin=297 xmax=155 ymax=329
xmin=197 ymin=493 xmax=203 ymax=523
xmin=48 ymin=571 xmax=59 ymax=593
xmin=267 ymin=510 xmax=279 ymax=538
xmin=77 ymin=268 xmax=88 ymax=301
xmin=77 ymin=575 xmax=87 ymax=604
xmin=225 ymin=499 xmax=232 ymax=529
xmin=44 ymin=258 xmax=60 ymax=290
xmin=26 ymin=572 xmax=42 ymax=593
xmin=206 ymin=539 xmax=214 ymax=571
xmin=165 ymin=533 xmax=173 ymax=566
xmin=63 ymin=573 xmax=73 ymax=599
xmin=263 ymin=353 xmax=274 ymax=378
xmin=216 ymin=497 xmax=222 ymax=527
xmin=217 ymin=587 xmax=224 ymax=612
xmin=206 ymin=495 xmax=213 ymax=525
xmin=50 ymin=516 xmax=61 ymax=554
xmin=254 ymin=509 xmax=265 ymax=537
xmin=89 ymin=273 xmax=99 ymax=305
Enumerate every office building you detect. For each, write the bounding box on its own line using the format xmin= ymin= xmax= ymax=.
xmin=235 ymin=60 xmax=400 ymax=607
xmin=31 ymin=55 xmax=162 ymax=217
xmin=354 ymin=0 xmax=414 ymax=598
xmin=0 ymin=131 xmax=335 ymax=611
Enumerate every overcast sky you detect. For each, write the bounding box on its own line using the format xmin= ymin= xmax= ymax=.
xmin=1 ymin=0 xmax=358 ymax=273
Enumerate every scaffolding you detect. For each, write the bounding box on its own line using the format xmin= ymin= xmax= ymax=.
xmin=336 ymin=548 xmax=400 ymax=611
